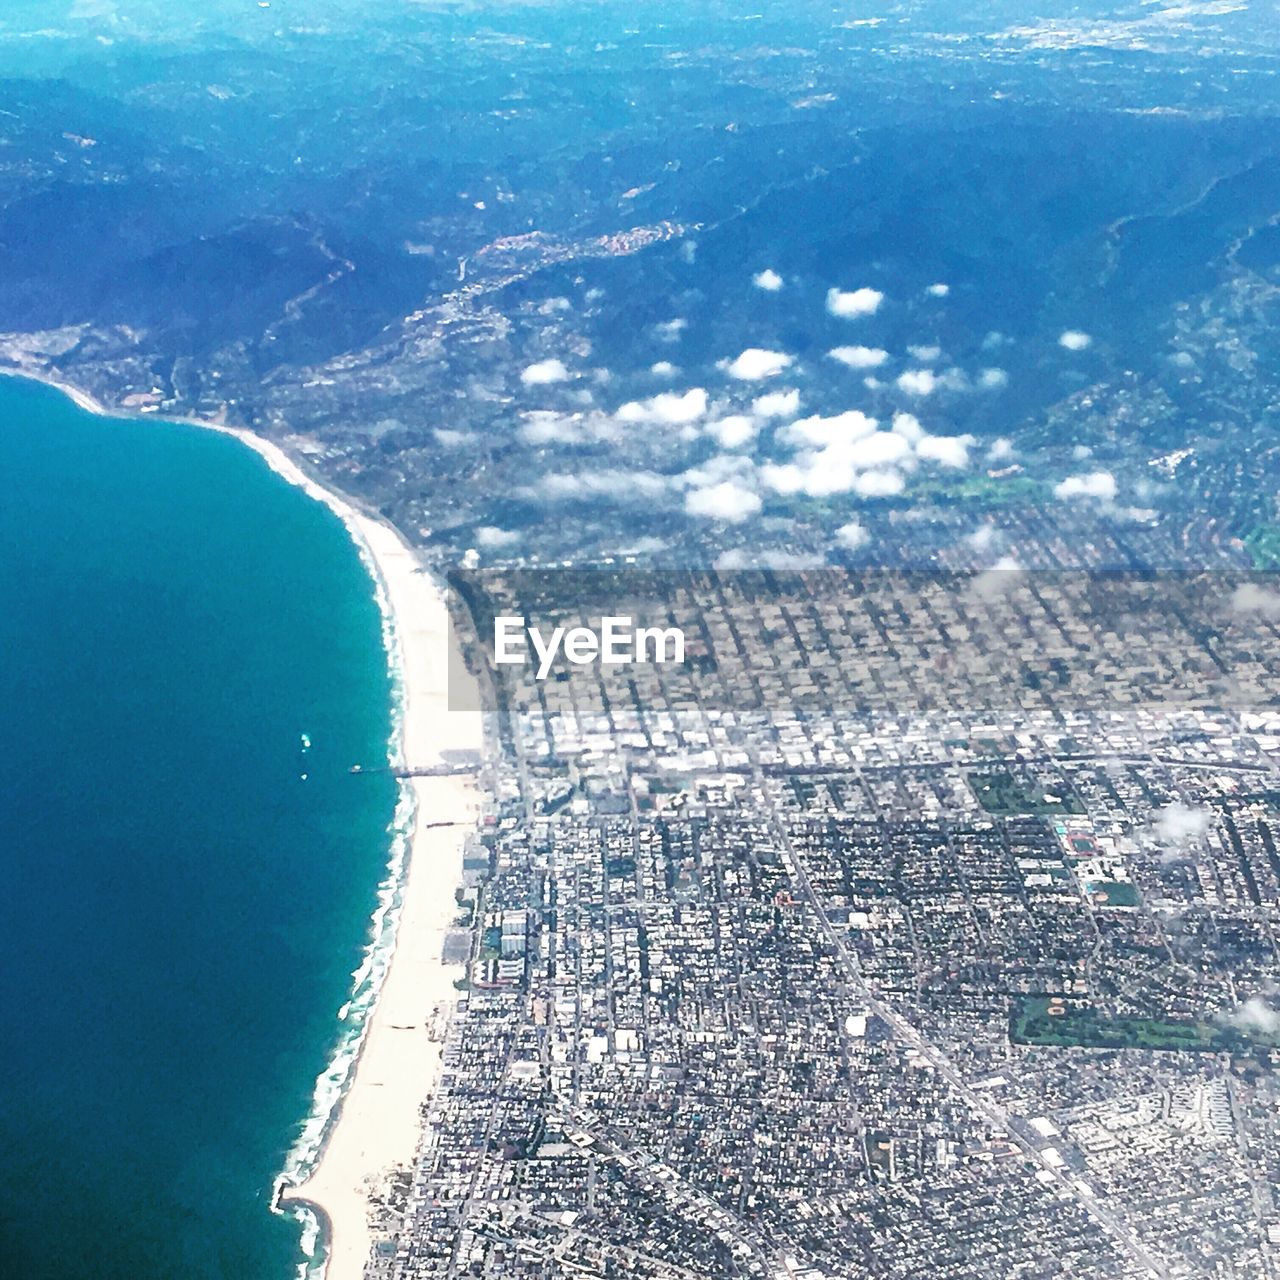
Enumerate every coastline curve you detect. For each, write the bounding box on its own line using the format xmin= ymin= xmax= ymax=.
xmin=1 ymin=369 xmax=483 ymax=1280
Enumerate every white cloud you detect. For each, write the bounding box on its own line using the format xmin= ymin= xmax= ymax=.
xmin=753 ymin=268 xmax=784 ymax=291
xmin=969 ymin=556 xmax=1025 ymax=601
xmin=829 ymin=345 xmax=889 ymax=369
xmin=475 ymin=526 xmax=520 ymax=549
xmin=827 ymin=286 xmax=883 ymax=318
xmin=839 ymin=424 xmax=901 ymax=460
xmin=685 ymin=480 xmax=762 ymax=523
xmin=752 ymin=388 xmax=801 ymax=419
xmin=1231 ymin=583 xmax=1280 ymax=617
xmin=761 ymin=408 xmax=918 ymax=500
xmin=908 ymin=344 xmax=941 ymax=362
xmin=926 ymin=282 xmax=950 ymax=297
xmin=521 ymin=358 xmax=570 ymax=385
xmin=781 ymin=410 xmax=879 ymax=450
xmin=988 ymin=437 xmax=1015 ymax=462
xmin=835 ymin=520 xmax=869 ymax=551
xmin=835 ymin=435 xmax=911 ymax=469
xmin=794 ymin=464 xmax=860 ymax=499
xmin=650 ymin=360 xmax=677 ymax=377
xmin=716 ymin=548 xmax=826 ymax=570
xmin=707 ymin=415 xmax=757 ymax=449
xmin=617 ymin=535 xmax=669 ymax=556
xmin=1151 ymin=802 xmax=1212 ymax=844
xmin=520 ymin=411 xmax=592 ymax=445
xmin=891 ymin=412 xmax=925 ymax=443
xmin=979 ymin=368 xmax=1009 ymax=389
xmin=680 ymin=453 xmax=756 ymax=490
xmin=1115 ymin=506 xmax=1157 ymax=525
xmin=723 ymin=348 xmax=793 ymax=380
xmin=1226 ymin=997 xmax=1280 ymax=1036
xmin=1054 ymin=470 xmax=1117 ymax=501
xmin=761 ymin=550 xmax=826 ymax=569
xmin=434 ymin=428 xmax=471 ymax=448
xmin=851 ymin=469 xmax=906 ymax=498
xmin=896 ymin=369 xmax=937 ymax=396
xmin=758 ymin=461 xmax=903 ymax=501
xmin=967 ymin=524 xmax=998 ymax=553
xmin=1059 ymin=329 xmax=1092 ymax=351
xmin=616 ymin=388 xmax=709 ymax=425
xmin=760 ymin=455 xmax=881 ymax=500
xmin=537 ymin=469 xmax=671 ymax=503
xmin=1073 ymin=444 xmax=1093 ymax=460
xmin=916 ymin=433 xmax=975 ymax=468
xmin=653 ymin=318 xmax=687 ymax=342
xmin=758 ymin=463 xmax=806 ymax=495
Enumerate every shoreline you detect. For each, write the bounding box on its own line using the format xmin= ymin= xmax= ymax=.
xmin=3 ymin=368 xmax=483 ymax=1280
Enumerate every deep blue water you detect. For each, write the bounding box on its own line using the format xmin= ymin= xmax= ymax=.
xmin=0 ymin=377 xmax=397 ymax=1280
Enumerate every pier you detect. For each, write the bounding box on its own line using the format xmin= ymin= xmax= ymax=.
xmin=394 ymin=762 xmax=480 ymax=778
xmin=348 ymin=760 xmax=480 ymax=778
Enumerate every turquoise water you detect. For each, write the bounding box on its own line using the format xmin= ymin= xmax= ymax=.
xmin=0 ymin=377 xmax=399 ymax=1280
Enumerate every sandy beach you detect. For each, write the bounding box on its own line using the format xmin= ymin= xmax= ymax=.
xmin=4 ymin=369 xmax=482 ymax=1280
xmin=206 ymin=430 xmax=485 ymax=1280
xmin=273 ymin=512 xmax=482 ymax=1280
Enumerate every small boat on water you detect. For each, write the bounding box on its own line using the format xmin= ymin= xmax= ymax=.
xmin=300 ymin=732 xmax=312 ymax=751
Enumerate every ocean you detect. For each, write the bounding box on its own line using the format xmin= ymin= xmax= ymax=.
xmin=0 ymin=376 xmax=400 ymax=1280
